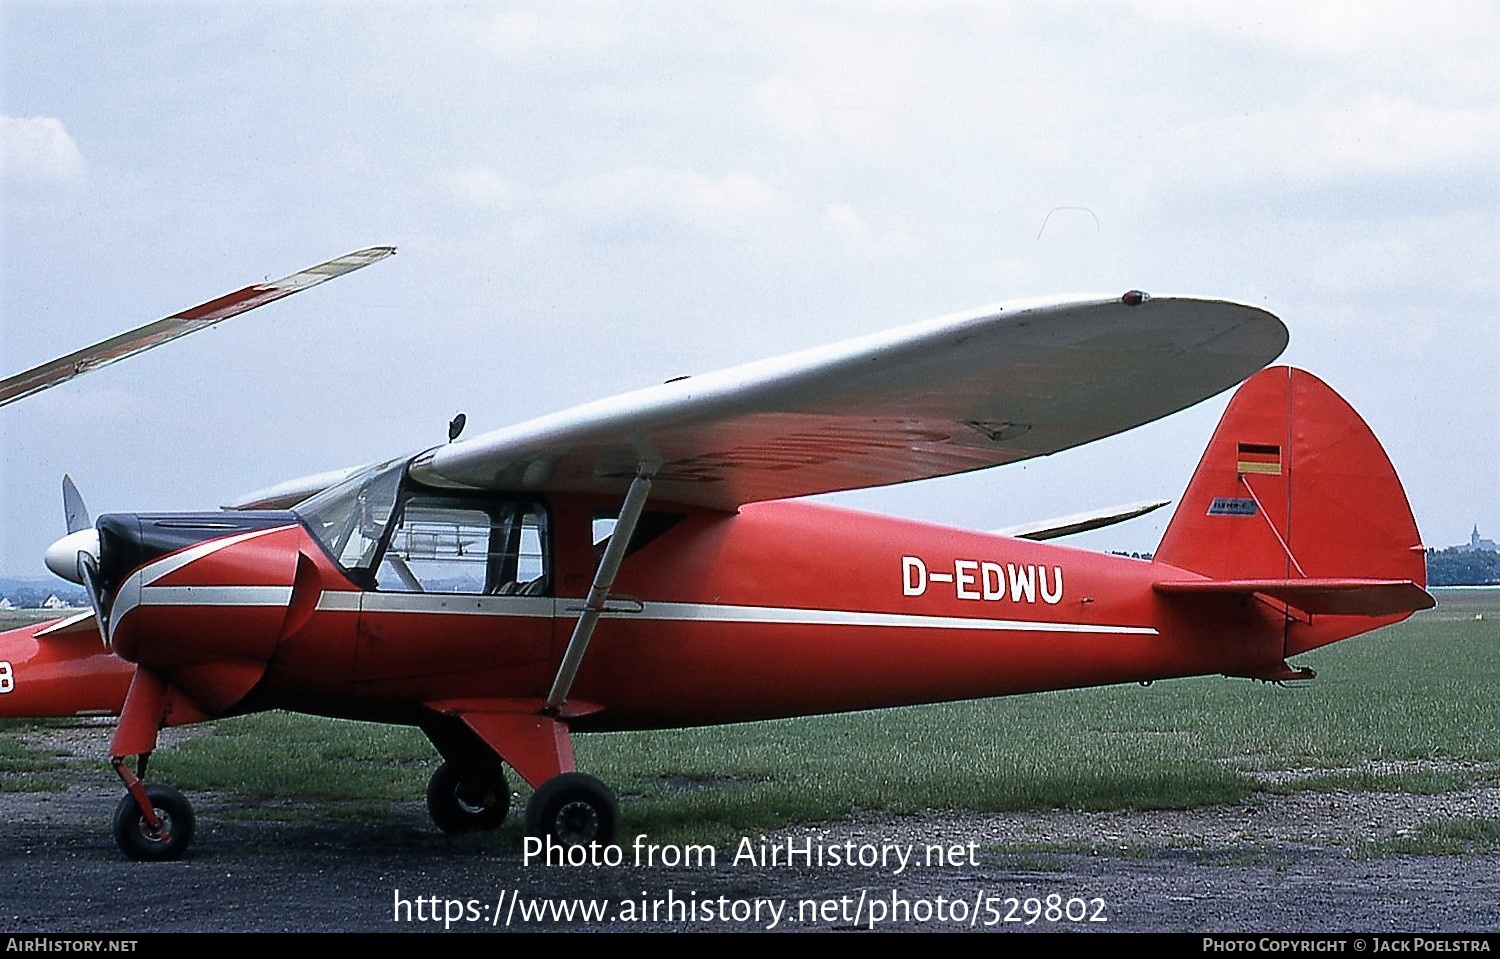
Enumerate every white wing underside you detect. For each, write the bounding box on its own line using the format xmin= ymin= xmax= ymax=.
xmin=0 ymin=248 xmax=395 ymax=409
xmin=231 ymin=293 xmax=1286 ymax=512
xmin=991 ymin=499 xmax=1171 ymax=541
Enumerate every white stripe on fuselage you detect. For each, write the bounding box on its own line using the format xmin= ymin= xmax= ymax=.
xmin=611 ymin=600 xmax=1158 ymax=635
xmin=140 ymin=585 xmax=293 ymax=607
xmin=112 ymin=525 xmax=1155 ymax=637
xmin=355 ymin=593 xmax=554 ymax=618
xmin=131 ymin=587 xmax=1157 ymax=636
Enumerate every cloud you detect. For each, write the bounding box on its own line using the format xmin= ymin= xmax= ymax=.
xmin=0 ymin=116 xmax=84 ymax=186
xmin=755 ymin=78 xmax=822 ymax=141
xmin=474 ymin=6 xmax=622 ymax=57
xmin=16 ymin=385 xmax=141 ymax=426
xmin=747 ymin=10 xmax=934 ymax=156
xmin=823 ymin=202 xmax=919 ymax=255
xmin=481 ymin=8 xmax=542 ymax=52
xmin=1133 ymin=0 xmax=1494 ymax=62
xmin=1150 ymin=95 xmax=1499 ymax=194
xmin=438 ymin=165 xmax=515 ymax=210
xmin=562 ymin=168 xmax=779 ymax=231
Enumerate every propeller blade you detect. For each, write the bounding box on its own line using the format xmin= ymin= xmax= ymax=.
xmin=77 ymin=551 xmax=111 ymax=647
xmin=46 ymin=476 xmax=101 ymax=594
xmin=58 ymin=475 xmax=107 ymax=645
xmin=62 ymin=474 xmax=91 ymax=534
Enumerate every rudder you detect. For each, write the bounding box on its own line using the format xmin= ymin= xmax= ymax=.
xmin=1154 ymin=366 xmax=1430 ymax=654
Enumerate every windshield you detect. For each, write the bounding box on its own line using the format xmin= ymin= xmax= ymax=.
xmin=293 ymin=457 xmax=407 ymax=574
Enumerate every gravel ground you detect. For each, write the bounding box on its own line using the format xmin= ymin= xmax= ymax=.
xmin=2 ymin=725 xmax=1497 ymax=934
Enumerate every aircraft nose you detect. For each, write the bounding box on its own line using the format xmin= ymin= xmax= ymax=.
xmin=44 ymin=528 xmax=100 ymax=584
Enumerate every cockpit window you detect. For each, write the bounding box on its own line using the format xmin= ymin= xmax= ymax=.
xmin=377 ymin=499 xmax=493 ymax=593
xmin=294 ymin=460 xmax=550 ymax=594
xmin=591 ymin=509 xmax=685 ymax=557
xmin=292 ymin=458 xmax=406 ymax=573
xmin=375 ymin=497 xmax=548 ymax=595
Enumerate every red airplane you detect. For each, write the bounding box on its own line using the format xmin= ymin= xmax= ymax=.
xmin=0 ymin=262 xmax=1432 ymax=862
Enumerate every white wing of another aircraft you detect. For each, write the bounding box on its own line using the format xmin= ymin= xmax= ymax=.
xmin=231 ymin=292 xmax=1286 ymax=511
xmin=0 ymin=247 xmax=395 ymax=408
xmin=991 ymin=499 xmax=1171 ymax=541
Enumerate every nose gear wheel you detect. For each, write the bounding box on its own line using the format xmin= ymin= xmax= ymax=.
xmin=113 ymin=784 xmax=195 ymax=861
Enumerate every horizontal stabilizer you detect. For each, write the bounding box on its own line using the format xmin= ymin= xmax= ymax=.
xmin=1155 ymin=578 xmax=1435 ymax=617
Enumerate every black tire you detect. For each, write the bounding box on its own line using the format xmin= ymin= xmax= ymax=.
xmin=524 ymin=772 xmax=618 ymax=847
xmin=426 ymin=761 xmax=511 ymax=834
xmin=113 ymin=784 xmax=195 ymax=862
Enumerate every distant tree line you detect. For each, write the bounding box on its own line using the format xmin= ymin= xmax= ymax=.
xmin=1425 ymin=549 xmax=1500 ymax=587
xmin=0 ymin=581 xmax=88 ymax=608
xmin=1104 ymin=549 xmax=1496 ymax=587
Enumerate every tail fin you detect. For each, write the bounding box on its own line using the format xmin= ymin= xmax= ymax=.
xmin=1154 ymin=366 xmax=1432 ymax=656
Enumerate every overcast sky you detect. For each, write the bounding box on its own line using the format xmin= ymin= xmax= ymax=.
xmin=1 ymin=1 xmax=1496 ymax=577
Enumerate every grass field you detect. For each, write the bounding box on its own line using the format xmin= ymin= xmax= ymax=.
xmin=3 ymin=590 xmax=1496 ymax=847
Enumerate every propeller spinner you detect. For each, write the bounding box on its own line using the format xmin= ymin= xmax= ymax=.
xmin=44 ymin=475 xmax=109 ymax=645
xmin=45 ymin=475 xmax=100 ymax=585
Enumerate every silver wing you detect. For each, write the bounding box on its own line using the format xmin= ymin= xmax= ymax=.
xmin=231 ymin=291 xmax=1286 ymax=511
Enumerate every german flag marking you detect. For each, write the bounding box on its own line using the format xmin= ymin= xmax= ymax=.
xmin=1237 ymin=442 xmax=1282 ymax=475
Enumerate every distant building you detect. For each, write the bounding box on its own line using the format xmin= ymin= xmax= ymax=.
xmin=42 ymin=594 xmax=68 ymax=610
xmin=0 ymin=597 xmax=12 ymax=610
xmin=1458 ymin=526 xmax=1499 ymax=552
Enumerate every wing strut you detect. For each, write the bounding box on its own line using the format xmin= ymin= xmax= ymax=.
xmin=545 ymin=466 xmax=656 ymax=711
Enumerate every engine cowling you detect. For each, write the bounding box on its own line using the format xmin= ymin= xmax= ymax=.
xmin=88 ymin=512 xmax=304 ymax=716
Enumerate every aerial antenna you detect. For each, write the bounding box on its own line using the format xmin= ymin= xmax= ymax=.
xmin=1036 ymin=206 xmax=1100 ymax=241
xmin=448 ymin=412 xmax=467 ymax=443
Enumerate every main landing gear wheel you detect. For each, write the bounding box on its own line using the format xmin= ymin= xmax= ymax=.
xmin=113 ymin=784 xmax=195 ymax=861
xmin=426 ymin=761 xmax=511 ymax=834
xmin=524 ymin=773 xmax=618 ymax=847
